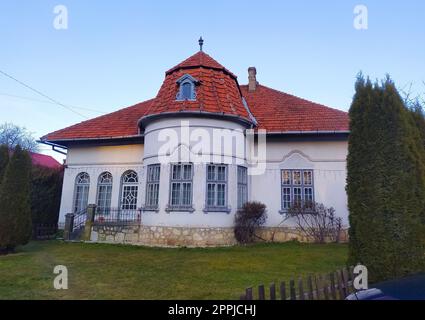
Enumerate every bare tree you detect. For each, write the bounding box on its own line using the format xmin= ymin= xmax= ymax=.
xmin=0 ymin=123 xmax=39 ymax=152
xmin=399 ymin=81 xmax=425 ymax=109
xmin=287 ymin=202 xmax=342 ymax=244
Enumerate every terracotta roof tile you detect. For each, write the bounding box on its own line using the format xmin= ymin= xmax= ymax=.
xmin=42 ymin=52 xmax=349 ymax=144
xmin=42 ymin=99 xmax=153 ymax=141
xmin=240 ymin=85 xmax=349 ymax=132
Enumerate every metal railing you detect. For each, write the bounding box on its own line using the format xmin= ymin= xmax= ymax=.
xmin=94 ymin=207 xmax=142 ymax=226
xmin=72 ymin=208 xmax=87 ymax=232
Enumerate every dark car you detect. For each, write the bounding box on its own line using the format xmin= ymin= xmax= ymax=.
xmin=346 ymin=273 xmax=425 ymax=300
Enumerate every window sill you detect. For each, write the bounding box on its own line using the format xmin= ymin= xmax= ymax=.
xmin=203 ymin=207 xmax=232 ymax=214
xmin=165 ymin=206 xmax=195 ymax=213
xmin=141 ymin=206 xmax=159 ymax=213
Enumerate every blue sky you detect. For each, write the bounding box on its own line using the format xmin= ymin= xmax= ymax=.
xmin=0 ymin=0 xmax=424 ymax=161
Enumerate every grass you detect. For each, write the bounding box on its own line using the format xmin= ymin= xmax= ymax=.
xmin=0 ymin=241 xmax=347 ymax=300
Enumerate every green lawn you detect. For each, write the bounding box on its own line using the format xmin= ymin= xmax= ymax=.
xmin=0 ymin=241 xmax=347 ymax=300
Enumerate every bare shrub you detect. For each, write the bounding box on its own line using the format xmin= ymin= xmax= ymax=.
xmin=234 ymin=202 xmax=267 ymax=244
xmin=287 ymin=202 xmax=342 ymax=243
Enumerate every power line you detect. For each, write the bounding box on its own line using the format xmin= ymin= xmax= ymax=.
xmin=0 ymin=69 xmax=88 ymax=119
xmin=0 ymin=92 xmax=105 ymax=114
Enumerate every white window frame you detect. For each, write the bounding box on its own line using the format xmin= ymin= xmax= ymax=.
xmin=120 ymin=170 xmax=139 ymax=210
xmin=73 ymin=172 xmax=90 ymax=213
xmin=168 ymin=163 xmax=194 ymax=211
xmin=205 ymin=164 xmax=229 ymax=212
xmin=145 ymin=164 xmax=160 ymax=210
xmin=280 ymin=169 xmax=314 ymax=212
xmin=237 ymin=166 xmax=248 ymax=209
xmin=96 ymin=172 xmax=113 ymax=215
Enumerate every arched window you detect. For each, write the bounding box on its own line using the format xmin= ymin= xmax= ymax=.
xmin=120 ymin=170 xmax=138 ymax=210
xmin=176 ymin=74 xmax=198 ymax=101
xmin=96 ymin=172 xmax=113 ymax=214
xmin=73 ymin=172 xmax=90 ymax=213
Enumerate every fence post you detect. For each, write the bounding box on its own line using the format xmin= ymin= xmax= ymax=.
xmin=63 ymin=213 xmax=74 ymax=241
xmin=258 ymin=285 xmax=265 ymax=300
xmin=83 ymin=204 xmax=97 ymax=241
xmin=280 ymin=282 xmax=286 ymax=301
xmin=246 ymin=287 xmax=253 ymax=300
xmin=270 ymin=283 xmax=276 ymax=300
xmin=289 ymin=278 xmax=296 ymax=300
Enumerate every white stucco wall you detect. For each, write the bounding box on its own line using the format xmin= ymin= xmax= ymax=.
xmin=141 ymin=117 xmax=246 ymax=228
xmin=58 ymin=145 xmax=144 ymax=222
xmin=250 ymin=140 xmax=348 ymax=226
xmin=58 ymin=119 xmax=349 ymax=228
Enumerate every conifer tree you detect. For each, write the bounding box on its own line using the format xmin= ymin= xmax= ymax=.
xmin=347 ymin=76 xmax=425 ymax=281
xmin=0 ymin=144 xmax=9 ymax=185
xmin=0 ymin=145 xmax=32 ymax=253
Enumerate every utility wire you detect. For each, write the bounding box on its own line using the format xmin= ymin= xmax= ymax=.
xmin=0 ymin=92 xmax=105 ymax=114
xmin=0 ymin=69 xmax=88 ymax=119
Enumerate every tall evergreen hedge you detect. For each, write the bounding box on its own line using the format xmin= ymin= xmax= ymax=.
xmin=0 ymin=146 xmax=32 ymax=253
xmin=31 ymin=166 xmax=63 ymax=225
xmin=347 ymin=76 xmax=425 ymax=281
xmin=0 ymin=144 xmax=9 ymax=185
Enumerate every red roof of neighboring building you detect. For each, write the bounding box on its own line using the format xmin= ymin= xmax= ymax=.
xmin=30 ymin=152 xmax=62 ymax=169
xmin=41 ymin=51 xmax=349 ymax=144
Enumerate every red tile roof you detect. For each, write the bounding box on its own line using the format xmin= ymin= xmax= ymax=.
xmin=41 ymin=51 xmax=349 ymax=144
xmin=240 ymin=85 xmax=349 ymax=132
xmin=166 ymin=51 xmax=237 ymax=79
xmin=143 ymin=53 xmax=250 ymax=122
xmin=30 ymin=152 xmax=62 ymax=169
xmin=43 ymin=99 xmax=153 ymax=141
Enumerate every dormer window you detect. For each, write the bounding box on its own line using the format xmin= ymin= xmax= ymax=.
xmin=176 ymin=74 xmax=198 ymax=101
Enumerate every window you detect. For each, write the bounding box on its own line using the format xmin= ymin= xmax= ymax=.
xmin=145 ymin=164 xmax=160 ymax=209
xmin=96 ymin=172 xmax=113 ymax=214
xmin=169 ymin=163 xmax=193 ymax=209
xmin=73 ymin=172 xmax=90 ymax=213
xmin=281 ymin=169 xmax=314 ymax=211
xmin=206 ymin=164 xmax=228 ymax=210
xmin=237 ymin=166 xmax=248 ymax=209
xmin=176 ymin=74 xmax=198 ymax=101
xmin=120 ymin=170 xmax=138 ymax=210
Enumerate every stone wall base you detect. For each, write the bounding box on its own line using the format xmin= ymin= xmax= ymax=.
xmin=90 ymin=225 xmax=348 ymax=247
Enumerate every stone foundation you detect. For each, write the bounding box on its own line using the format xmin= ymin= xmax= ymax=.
xmin=90 ymin=224 xmax=348 ymax=247
xmin=138 ymin=226 xmax=237 ymax=247
xmin=91 ymin=224 xmax=140 ymax=244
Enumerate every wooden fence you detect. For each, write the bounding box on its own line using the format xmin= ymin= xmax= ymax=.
xmin=241 ymin=266 xmax=356 ymax=300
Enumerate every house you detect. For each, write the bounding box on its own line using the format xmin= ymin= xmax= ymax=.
xmin=30 ymin=152 xmax=62 ymax=169
xmin=41 ymin=43 xmax=349 ymax=246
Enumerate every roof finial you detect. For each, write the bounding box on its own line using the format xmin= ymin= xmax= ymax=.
xmin=198 ymin=37 xmax=204 ymax=52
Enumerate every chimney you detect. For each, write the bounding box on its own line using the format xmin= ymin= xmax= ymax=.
xmin=248 ymin=67 xmax=258 ymax=91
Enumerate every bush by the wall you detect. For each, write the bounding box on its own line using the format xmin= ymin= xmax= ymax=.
xmin=234 ymin=202 xmax=267 ymax=244
xmin=287 ymin=202 xmax=342 ymax=244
